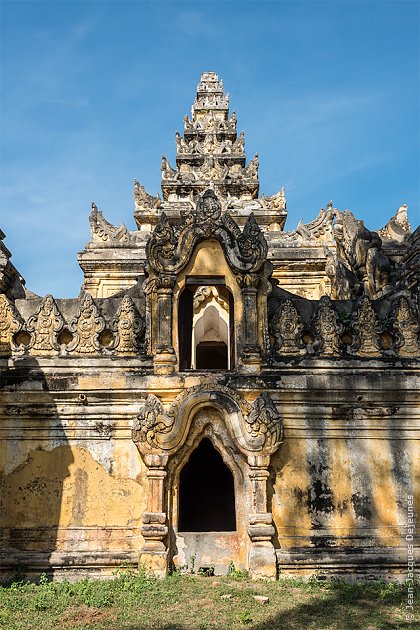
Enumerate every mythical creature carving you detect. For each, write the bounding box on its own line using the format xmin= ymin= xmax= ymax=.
xmin=312 ymin=296 xmax=343 ymax=356
xmin=334 ymin=210 xmax=393 ymax=299
xmin=27 ymin=295 xmax=64 ymax=354
xmin=350 ymin=296 xmax=381 ymax=357
xmin=270 ymin=299 xmax=305 ymax=355
xmin=112 ymin=296 xmax=144 ymax=354
xmin=132 ymin=394 xmax=174 ymax=447
xmin=245 ymin=392 xmax=283 ymax=451
xmin=175 ymin=132 xmax=190 ymax=155
xmin=196 ymin=188 xmax=222 ymax=223
xmin=0 ymin=294 xmax=22 ymax=354
xmin=183 ymin=114 xmax=193 ymax=131
xmin=231 ymin=131 xmax=245 ymax=154
xmin=89 ymin=203 xmax=132 ymax=244
xmin=132 ymin=383 xmax=283 ymax=456
xmin=66 ymin=293 xmax=105 ymax=354
xmin=133 ymin=180 xmax=161 ymax=211
xmin=390 ymin=296 xmax=420 ymax=357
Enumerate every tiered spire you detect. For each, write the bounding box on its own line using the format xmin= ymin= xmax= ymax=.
xmin=160 ymin=71 xmax=259 ymax=202
xmin=133 ymin=72 xmax=287 ymax=232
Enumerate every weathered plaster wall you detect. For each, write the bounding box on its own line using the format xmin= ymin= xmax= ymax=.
xmin=1 ymin=361 xmax=418 ymax=580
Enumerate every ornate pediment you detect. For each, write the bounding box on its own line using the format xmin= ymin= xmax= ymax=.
xmin=132 ymin=381 xmax=283 ymax=458
xmin=146 ymin=189 xmax=268 ymax=276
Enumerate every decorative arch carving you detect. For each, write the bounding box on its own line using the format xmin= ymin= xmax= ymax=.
xmin=146 ymin=189 xmax=268 ymax=276
xmin=132 ymin=381 xmax=283 ymax=458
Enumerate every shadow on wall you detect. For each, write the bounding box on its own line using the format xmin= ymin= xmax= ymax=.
xmin=0 ymin=356 xmax=74 ymax=580
xmin=269 ymin=364 xmax=415 ymax=576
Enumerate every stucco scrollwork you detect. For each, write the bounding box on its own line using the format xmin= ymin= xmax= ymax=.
xmin=89 ymin=203 xmax=133 ymax=244
xmin=245 ymin=392 xmax=283 ymax=452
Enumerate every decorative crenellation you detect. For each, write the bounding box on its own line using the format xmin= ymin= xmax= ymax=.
xmin=111 ymin=295 xmax=145 ymax=354
xmin=349 ymin=297 xmax=382 ymax=357
xmin=27 ymin=294 xmax=64 ymax=354
xmin=1 ymin=293 xmax=146 ymax=357
xmin=66 ymin=293 xmax=106 ymax=354
xmin=312 ymin=296 xmax=343 ymax=356
xmin=0 ymin=293 xmax=23 ymax=355
xmin=268 ymin=293 xmax=420 ymax=359
xmin=390 ymin=296 xmax=420 ymax=357
xmin=270 ymin=299 xmax=305 ymax=356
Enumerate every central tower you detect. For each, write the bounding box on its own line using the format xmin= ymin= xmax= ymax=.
xmin=134 ymin=71 xmax=287 ymax=232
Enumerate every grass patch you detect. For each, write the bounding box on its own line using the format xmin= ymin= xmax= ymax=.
xmin=0 ymin=567 xmax=418 ymax=629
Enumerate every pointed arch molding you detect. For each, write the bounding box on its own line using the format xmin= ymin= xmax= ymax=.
xmin=145 ymin=189 xmax=268 ymax=276
xmin=131 ymin=381 xmax=283 ymax=460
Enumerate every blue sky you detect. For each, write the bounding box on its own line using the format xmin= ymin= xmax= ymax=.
xmin=1 ymin=0 xmax=419 ymax=297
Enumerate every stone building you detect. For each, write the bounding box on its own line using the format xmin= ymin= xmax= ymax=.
xmin=1 ymin=72 xmax=419 ymax=580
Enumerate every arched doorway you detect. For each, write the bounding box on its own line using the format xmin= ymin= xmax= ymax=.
xmin=178 ymin=438 xmax=236 ymax=532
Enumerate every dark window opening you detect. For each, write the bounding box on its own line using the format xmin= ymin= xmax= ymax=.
xmin=178 ymin=287 xmax=193 ymax=371
xmin=178 ymin=283 xmax=234 ymax=371
xmin=178 ymin=438 xmax=236 ymax=532
xmin=196 ymin=341 xmax=228 ymax=370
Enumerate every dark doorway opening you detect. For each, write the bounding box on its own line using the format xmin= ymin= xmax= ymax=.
xmin=196 ymin=341 xmax=228 ymax=369
xmin=178 ymin=438 xmax=236 ymax=532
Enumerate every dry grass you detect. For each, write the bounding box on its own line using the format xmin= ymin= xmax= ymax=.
xmin=0 ymin=568 xmax=418 ymax=630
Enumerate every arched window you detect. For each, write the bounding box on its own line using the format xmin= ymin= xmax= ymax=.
xmin=178 ymin=438 xmax=236 ymax=532
xmin=178 ymin=281 xmax=234 ymax=370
